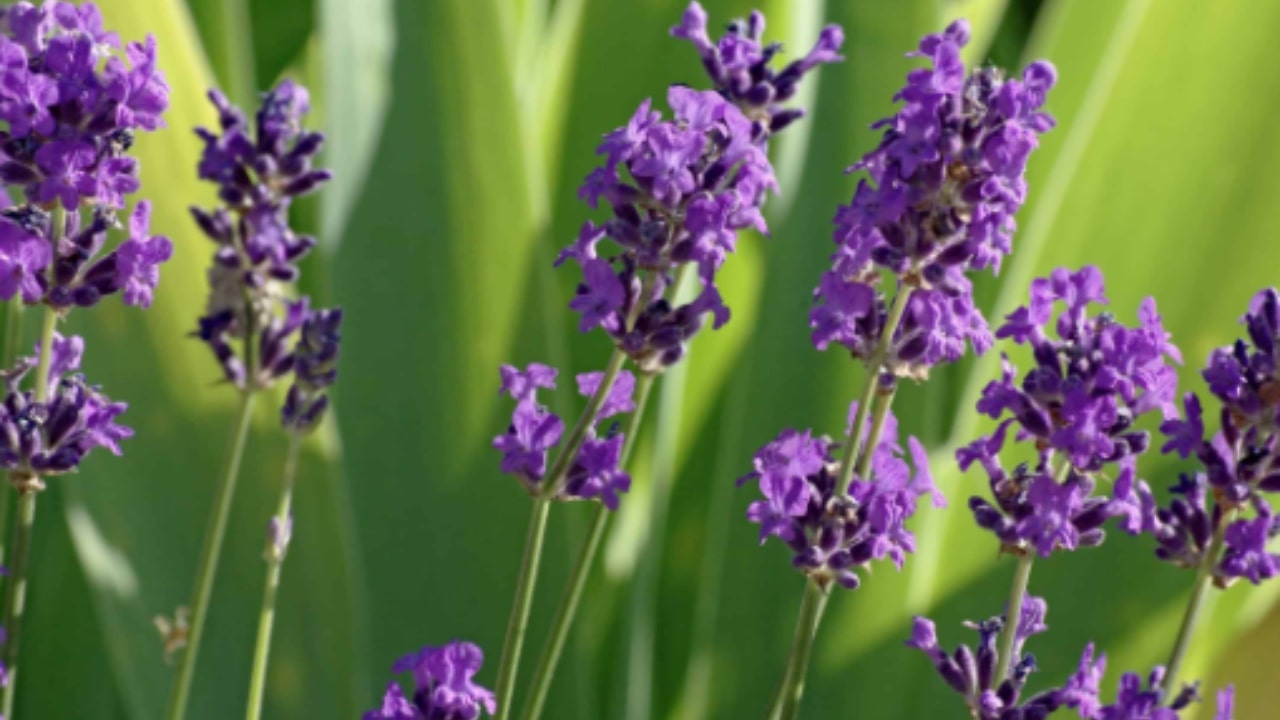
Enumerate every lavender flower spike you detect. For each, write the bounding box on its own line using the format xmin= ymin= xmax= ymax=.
xmin=281 ymin=307 xmax=343 ymax=434
xmin=191 ymin=79 xmax=330 ymax=390
xmin=366 ymin=641 xmax=497 ymax=720
xmin=812 ymin=20 xmax=1057 ymax=378
xmin=958 ymin=266 xmax=1181 ymax=556
xmin=738 ymin=401 xmax=941 ymax=590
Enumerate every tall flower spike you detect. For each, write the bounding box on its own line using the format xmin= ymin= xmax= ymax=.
xmin=1143 ymin=288 xmax=1280 ymax=586
xmin=493 ymin=363 xmax=636 ymax=510
xmin=366 ymin=640 xmax=497 ymax=720
xmin=958 ymin=266 xmax=1182 ymax=556
xmin=811 ymin=19 xmax=1057 ymax=379
xmin=737 ymin=401 xmax=942 ymax=590
xmin=0 ymin=1 xmax=173 ymax=309
xmin=563 ymin=85 xmax=776 ymax=372
xmin=190 ymin=79 xmax=330 ymax=390
xmin=670 ymin=1 xmax=844 ymax=133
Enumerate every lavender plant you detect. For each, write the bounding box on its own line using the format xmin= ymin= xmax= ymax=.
xmin=490 ymin=6 xmax=845 ymax=720
xmin=166 ymin=79 xmax=336 ymax=720
xmin=745 ymin=20 xmax=1057 ymax=718
xmin=0 ymin=1 xmax=171 ymax=712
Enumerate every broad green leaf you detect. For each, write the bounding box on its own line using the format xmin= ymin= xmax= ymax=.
xmin=183 ymin=0 xmax=258 ymax=107
xmin=317 ymin=0 xmax=393 ymax=248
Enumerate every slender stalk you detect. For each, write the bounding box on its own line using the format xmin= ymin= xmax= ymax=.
xmin=774 ymin=580 xmax=830 ymax=720
xmin=0 ymin=305 xmax=58 ymax=717
xmin=835 ymin=286 xmax=914 ymax=496
xmin=992 ymin=552 xmax=1035 ymax=684
xmin=494 ymin=498 xmax=552 ymax=720
xmin=165 ymin=389 xmax=259 ymax=720
xmin=0 ymin=298 xmax=23 ymax=565
xmin=245 ymin=433 xmax=303 ymax=720
xmin=520 ymin=373 xmax=656 ymax=720
xmin=1160 ymin=510 xmax=1232 ymax=700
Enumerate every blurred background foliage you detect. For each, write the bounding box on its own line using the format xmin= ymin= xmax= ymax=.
xmin=15 ymin=0 xmax=1280 ymax=717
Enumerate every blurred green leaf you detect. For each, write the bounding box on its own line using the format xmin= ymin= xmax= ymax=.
xmin=250 ymin=0 xmax=314 ymax=84
xmin=317 ymin=0 xmax=393 ymax=247
xmin=183 ymin=0 xmax=257 ymax=107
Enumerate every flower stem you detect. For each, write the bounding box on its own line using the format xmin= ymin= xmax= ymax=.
xmin=993 ymin=552 xmax=1035 ymax=684
xmin=773 ymin=580 xmax=830 ymax=720
xmin=166 ymin=389 xmax=258 ymax=720
xmin=245 ymin=433 xmax=303 ymax=720
xmin=1160 ymin=510 xmax=1232 ymax=701
xmin=0 ymin=305 xmax=58 ymax=717
xmin=520 ymin=372 xmax=656 ymax=720
xmin=494 ymin=498 xmax=552 ymax=720
xmin=835 ymin=286 xmax=914 ymax=496
xmin=0 ymin=298 xmax=24 ymax=566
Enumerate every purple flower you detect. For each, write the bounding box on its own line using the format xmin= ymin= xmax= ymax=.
xmin=191 ymin=80 xmax=328 ymax=388
xmin=575 ymin=370 xmax=636 ymax=421
xmin=811 ymin=21 xmax=1056 ymax=375
xmin=494 ymin=362 xmax=638 ymax=509
xmin=564 ymin=5 xmax=839 ymax=374
xmin=281 ymin=307 xmax=343 ymax=433
xmin=739 ymin=402 xmax=941 ymax=589
xmin=564 ymin=435 xmax=631 ymax=510
xmin=1216 ymin=686 xmax=1235 ymax=720
xmin=368 ymin=640 xmax=496 ymax=720
xmin=959 ymin=267 xmax=1180 ymax=555
xmin=113 ymin=201 xmax=173 ymax=308
xmin=499 ymin=363 xmax=557 ymax=402
xmin=0 ymin=332 xmax=133 ymax=487
xmin=1061 ymin=644 xmax=1105 ymax=717
xmin=0 ymin=217 xmax=50 ymax=303
xmin=907 ymin=599 xmax=1064 ymax=719
xmin=670 ymin=2 xmax=843 ymax=132
xmin=1219 ymin=506 xmax=1280 ymax=585
xmin=568 ymin=259 xmax=626 ymax=333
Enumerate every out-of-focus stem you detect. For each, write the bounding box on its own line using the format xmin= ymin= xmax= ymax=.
xmin=773 ymin=580 xmax=830 ymax=720
xmin=245 ymin=433 xmax=303 ymax=720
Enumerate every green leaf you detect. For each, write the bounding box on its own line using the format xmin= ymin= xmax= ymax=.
xmin=316 ymin=0 xmax=393 ymax=247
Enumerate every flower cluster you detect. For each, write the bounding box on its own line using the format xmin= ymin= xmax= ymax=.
xmin=908 ymin=599 xmax=1234 ymax=720
xmin=737 ymin=402 xmax=943 ymax=589
xmin=1142 ymin=288 xmax=1280 ymax=584
xmin=365 ymin=640 xmax=496 ymax=720
xmin=0 ymin=333 xmax=130 ymax=491
xmin=0 ymin=1 xmax=167 ymax=210
xmin=810 ymin=20 xmax=1057 ymax=378
xmin=281 ymin=306 xmax=343 ymax=433
xmin=492 ymin=363 xmax=636 ymax=510
xmin=0 ymin=1 xmax=173 ymax=310
xmin=907 ymin=597 xmax=1065 ymax=719
xmin=957 ymin=266 xmax=1182 ymax=556
xmin=670 ymin=1 xmax=843 ymax=132
xmin=190 ymin=79 xmax=331 ymax=390
xmin=562 ymin=85 xmax=775 ymax=372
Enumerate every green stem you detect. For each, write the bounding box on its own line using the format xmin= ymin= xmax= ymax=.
xmin=494 ymin=498 xmax=552 ymax=720
xmin=0 ymin=298 xmax=23 ymax=566
xmin=520 ymin=373 xmax=656 ymax=720
xmin=835 ymin=286 xmax=914 ymax=496
xmin=0 ymin=305 xmax=58 ymax=717
xmin=773 ymin=580 xmax=830 ymax=720
xmin=993 ymin=553 xmax=1035 ymax=684
xmin=245 ymin=433 xmax=303 ymax=720
xmin=1160 ymin=510 xmax=1232 ymax=700
xmin=166 ymin=389 xmax=259 ymax=720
